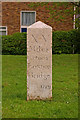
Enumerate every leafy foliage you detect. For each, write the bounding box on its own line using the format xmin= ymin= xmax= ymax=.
xmin=2 ymin=29 xmax=80 ymax=55
xmin=52 ymin=29 xmax=80 ymax=54
xmin=2 ymin=32 xmax=27 ymax=55
xmin=28 ymin=2 xmax=73 ymax=22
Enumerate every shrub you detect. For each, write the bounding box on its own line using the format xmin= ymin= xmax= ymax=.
xmin=52 ymin=29 xmax=80 ymax=54
xmin=2 ymin=29 xmax=80 ymax=55
xmin=2 ymin=32 xmax=27 ymax=55
xmin=52 ymin=31 xmax=72 ymax=54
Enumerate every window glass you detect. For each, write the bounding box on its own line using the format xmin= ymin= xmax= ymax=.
xmin=21 ymin=28 xmax=27 ymax=32
xmin=0 ymin=27 xmax=6 ymax=29
xmin=0 ymin=26 xmax=7 ymax=35
xmin=0 ymin=31 xmax=6 ymax=36
xmin=21 ymin=12 xmax=35 ymax=26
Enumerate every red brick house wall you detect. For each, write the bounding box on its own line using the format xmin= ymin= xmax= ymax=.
xmin=2 ymin=2 xmax=74 ymax=35
xmin=0 ymin=2 xmax=2 ymax=26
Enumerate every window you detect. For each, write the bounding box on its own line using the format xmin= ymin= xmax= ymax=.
xmin=21 ymin=26 xmax=27 ymax=33
xmin=0 ymin=26 xmax=7 ymax=35
xmin=20 ymin=11 xmax=36 ymax=33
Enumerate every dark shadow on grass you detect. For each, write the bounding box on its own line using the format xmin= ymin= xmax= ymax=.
xmin=2 ymin=118 xmax=78 ymax=120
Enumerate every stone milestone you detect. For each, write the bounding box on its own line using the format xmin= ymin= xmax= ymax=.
xmin=27 ymin=21 xmax=52 ymax=100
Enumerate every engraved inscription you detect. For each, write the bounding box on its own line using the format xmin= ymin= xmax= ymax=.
xmin=28 ymin=72 xmax=50 ymax=80
xmin=28 ymin=64 xmax=51 ymax=69
xmin=31 ymin=56 xmax=48 ymax=60
xmin=29 ymin=46 xmax=49 ymax=52
xmin=42 ymin=34 xmax=46 ymax=42
xmin=32 ymin=34 xmax=38 ymax=43
xmin=31 ymin=65 xmax=51 ymax=69
xmin=41 ymin=85 xmax=51 ymax=89
xmin=32 ymin=34 xmax=47 ymax=43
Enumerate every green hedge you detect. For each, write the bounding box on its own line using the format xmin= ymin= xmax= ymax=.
xmin=52 ymin=29 xmax=80 ymax=54
xmin=2 ymin=29 xmax=80 ymax=55
xmin=2 ymin=32 xmax=27 ymax=55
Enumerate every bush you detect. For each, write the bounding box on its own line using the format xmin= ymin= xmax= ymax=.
xmin=2 ymin=32 xmax=27 ymax=55
xmin=2 ymin=29 xmax=80 ymax=55
xmin=73 ymin=29 xmax=80 ymax=53
xmin=52 ymin=29 xmax=80 ymax=54
xmin=52 ymin=31 xmax=72 ymax=54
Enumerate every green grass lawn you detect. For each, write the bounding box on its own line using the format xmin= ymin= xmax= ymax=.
xmin=2 ymin=54 xmax=78 ymax=118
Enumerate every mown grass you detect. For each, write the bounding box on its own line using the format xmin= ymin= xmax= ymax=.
xmin=2 ymin=54 xmax=78 ymax=118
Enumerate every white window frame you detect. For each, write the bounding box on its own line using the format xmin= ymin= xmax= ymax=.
xmin=20 ymin=11 xmax=36 ymax=33
xmin=0 ymin=26 xmax=7 ymax=35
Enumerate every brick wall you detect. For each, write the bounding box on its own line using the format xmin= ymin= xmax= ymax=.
xmin=2 ymin=2 xmax=74 ymax=35
xmin=0 ymin=2 xmax=2 ymax=26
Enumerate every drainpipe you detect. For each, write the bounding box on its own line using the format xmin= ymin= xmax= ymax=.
xmin=73 ymin=6 xmax=76 ymax=29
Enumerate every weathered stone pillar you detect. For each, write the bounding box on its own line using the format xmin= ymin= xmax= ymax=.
xmin=27 ymin=21 xmax=52 ymax=100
